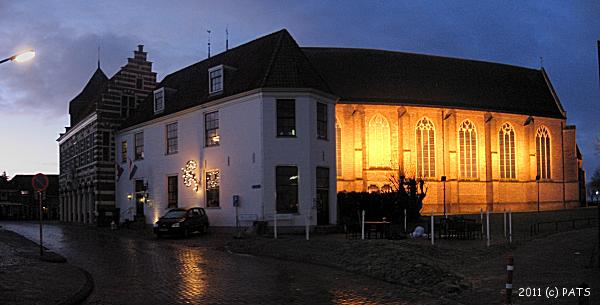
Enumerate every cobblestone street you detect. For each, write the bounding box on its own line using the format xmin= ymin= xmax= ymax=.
xmin=1 ymin=222 xmax=429 ymax=305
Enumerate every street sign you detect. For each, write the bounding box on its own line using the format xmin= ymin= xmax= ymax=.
xmin=31 ymin=173 xmax=49 ymax=192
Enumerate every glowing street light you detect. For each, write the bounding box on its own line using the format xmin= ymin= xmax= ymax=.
xmin=0 ymin=50 xmax=36 ymax=65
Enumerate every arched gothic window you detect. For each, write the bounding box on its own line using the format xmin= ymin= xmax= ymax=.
xmin=416 ymin=117 xmax=435 ymax=178
xmin=499 ymin=123 xmax=516 ymax=179
xmin=459 ymin=120 xmax=477 ymax=178
xmin=536 ymin=126 xmax=551 ymax=179
xmin=336 ymin=119 xmax=342 ymax=177
xmin=368 ymin=114 xmax=391 ymax=168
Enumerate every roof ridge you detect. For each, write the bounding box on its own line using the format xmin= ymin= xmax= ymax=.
xmin=260 ymin=30 xmax=286 ymax=87
xmin=302 ymin=46 xmax=541 ymax=73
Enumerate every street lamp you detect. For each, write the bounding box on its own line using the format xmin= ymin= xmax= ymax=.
xmin=0 ymin=50 xmax=35 ymax=65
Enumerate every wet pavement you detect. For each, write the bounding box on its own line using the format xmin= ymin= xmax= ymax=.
xmin=0 ymin=221 xmax=429 ymax=305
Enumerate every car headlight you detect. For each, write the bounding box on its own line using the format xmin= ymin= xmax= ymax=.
xmin=171 ymin=223 xmax=180 ymax=228
xmin=153 ymin=222 xmax=159 ymax=228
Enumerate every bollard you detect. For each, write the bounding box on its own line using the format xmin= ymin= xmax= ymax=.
xmin=361 ymin=210 xmax=365 ymax=240
xmin=274 ymin=213 xmax=278 ymax=239
xmin=480 ymin=208 xmax=484 ymax=237
xmin=404 ymin=209 xmax=407 ymax=233
xmin=305 ymin=203 xmax=310 ymax=241
xmin=505 ymin=255 xmax=514 ymax=304
xmin=431 ymin=213 xmax=435 ymax=245
xmin=486 ymin=210 xmax=490 ymax=247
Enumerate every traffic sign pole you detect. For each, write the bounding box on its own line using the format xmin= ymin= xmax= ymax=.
xmin=39 ymin=191 xmax=43 ymax=256
xmin=31 ymin=173 xmax=48 ymax=257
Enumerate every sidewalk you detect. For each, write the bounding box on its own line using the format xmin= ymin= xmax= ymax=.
xmin=0 ymin=228 xmax=93 ymax=305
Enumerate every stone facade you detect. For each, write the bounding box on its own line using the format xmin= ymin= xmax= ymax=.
xmin=57 ymin=46 xmax=156 ymax=224
xmin=336 ymin=104 xmax=583 ymax=213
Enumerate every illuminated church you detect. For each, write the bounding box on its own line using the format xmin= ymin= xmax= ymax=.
xmin=304 ymin=47 xmax=585 ymax=213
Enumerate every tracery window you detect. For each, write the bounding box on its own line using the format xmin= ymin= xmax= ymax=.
xmin=336 ymin=119 xmax=342 ymax=176
xmin=368 ymin=114 xmax=391 ymax=168
xmin=459 ymin=120 xmax=477 ymax=178
xmin=416 ymin=117 xmax=435 ymax=178
xmin=499 ymin=123 xmax=516 ymax=179
xmin=536 ymin=126 xmax=551 ymax=179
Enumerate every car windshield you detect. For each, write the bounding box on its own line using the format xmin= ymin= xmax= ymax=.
xmin=162 ymin=210 xmax=187 ymax=219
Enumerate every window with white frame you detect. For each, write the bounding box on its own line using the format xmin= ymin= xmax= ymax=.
xmin=499 ymin=123 xmax=516 ymax=179
xmin=205 ymin=111 xmax=219 ymax=146
xmin=317 ymin=102 xmax=327 ymax=139
xmin=134 ymin=132 xmax=144 ymax=160
xmin=536 ymin=126 xmax=551 ymax=179
xmin=154 ymin=88 xmax=164 ymax=114
xmin=208 ymin=66 xmax=223 ymax=94
xmin=166 ymin=122 xmax=178 ymax=154
xmin=121 ymin=141 xmax=127 ymax=163
xmin=459 ymin=120 xmax=478 ymax=178
xmin=416 ymin=117 xmax=435 ymax=178
xmin=206 ymin=170 xmax=220 ymax=208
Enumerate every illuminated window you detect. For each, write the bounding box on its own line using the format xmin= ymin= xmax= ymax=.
xmin=336 ymin=119 xmax=342 ymax=177
xmin=459 ymin=120 xmax=477 ymax=178
xmin=205 ymin=111 xmax=219 ymax=147
xmin=381 ymin=184 xmax=392 ymax=193
xmin=134 ymin=132 xmax=144 ymax=160
xmin=536 ymin=126 xmax=551 ymax=179
xmin=277 ymin=99 xmax=296 ymax=137
xmin=166 ymin=122 xmax=178 ymax=154
xmin=206 ymin=170 xmax=220 ymax=208
xmin=368 ymin=114 xmax=391 ymax=168
xmin=499 ymin=123 xmax=516 ymax=179
xmin=416 ymin=117 xmax=435 ymax=178
xmin=368 ymin=184 xmax=380 ymax=193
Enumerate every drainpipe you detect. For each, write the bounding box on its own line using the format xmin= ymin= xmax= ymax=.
xmin=561 ymin=120 xmax=566 ymax=208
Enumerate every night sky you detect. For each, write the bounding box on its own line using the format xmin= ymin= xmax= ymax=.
xmin=1 ymin=1 xmax=599 ymax=181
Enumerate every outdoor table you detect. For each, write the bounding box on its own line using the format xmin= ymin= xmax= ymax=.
xmin=364 ymin=221 xmax=391 ymax=239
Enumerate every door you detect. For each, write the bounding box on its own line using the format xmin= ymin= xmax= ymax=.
xmin=316 ymin=167 xmax=329 ymax=225
xmin=135 ymin=180 xmax=145 ymax=216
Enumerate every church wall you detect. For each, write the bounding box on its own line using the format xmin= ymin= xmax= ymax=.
xmin=335 ymin=103 xmax=580 ymax=214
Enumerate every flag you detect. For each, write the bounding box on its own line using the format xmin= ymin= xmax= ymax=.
xmin=116 ymin=163 xmax=124 ymax=182
xmin=128 ymin=158 xmax=138 ymax=180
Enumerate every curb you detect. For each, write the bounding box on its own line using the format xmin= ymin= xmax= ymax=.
xmin=60 ymin=267 xmax=94 ymax=305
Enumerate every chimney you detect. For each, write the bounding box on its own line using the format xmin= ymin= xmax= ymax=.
xmin=134 ymin=44 xmax=147 ymax=61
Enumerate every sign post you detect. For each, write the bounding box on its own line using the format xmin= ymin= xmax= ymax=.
xmin=31 ymin=173 xmax=49 ymax=256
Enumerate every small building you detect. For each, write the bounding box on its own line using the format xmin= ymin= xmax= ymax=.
xmin=0 ymin=174 xmax=58 ymax=220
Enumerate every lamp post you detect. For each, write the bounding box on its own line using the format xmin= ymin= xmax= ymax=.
xmin=536 ymin=175 xmax=540 ymax=213
xmin=441 ymin=176 xmax=447 ymax=218
xmin=0 ymin=50 xmax=35 ymax=65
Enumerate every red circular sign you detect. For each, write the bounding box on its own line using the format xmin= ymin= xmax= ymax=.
xmin=32 ymin=173 xmax=49 ymax=192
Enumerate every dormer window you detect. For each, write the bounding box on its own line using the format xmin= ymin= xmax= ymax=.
xmin=208 ymin=65 xmax=223 ymax=94
xmin=154 ymin=88 xmax=164 ymax=114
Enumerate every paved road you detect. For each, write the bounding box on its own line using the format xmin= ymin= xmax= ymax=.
xmin=1 ymin=222 xmax=425 ymax=305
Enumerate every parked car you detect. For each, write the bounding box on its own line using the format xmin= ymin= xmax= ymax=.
xmin=153 ymin=207 xmax=209 ymax=237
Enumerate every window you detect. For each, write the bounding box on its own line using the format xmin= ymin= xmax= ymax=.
xmin=136 ymin=77 xmax=143 ymax=89
xmin=205 ymin=111 xmax=219 ymax=146
xmin=154 ymin=88 xmax=164 ymax=114
xmin=276 ymin=99 xmax=296 ymax=137
xmin=208 ymin=66 xmax=223 ymax=94
xmin=536 ymin=126 xmax=551 ymax=179
xmin=336 ymin=119 xmax=342 ymax=176
xmin=499 ymin=123 xmax=516 ymax=179
xmin=120 ymin=95 xmax=135 ymax=118
xmin=134 ymin=132 xmax=144 ymax=160
xmin=206 ymin=170 xmax=220 ymax=208
xmin=276 ymin=166 xmax=298 ymax=213
xmin=368 ymin=184 xmax=380 ymax=193
xmin=317 ymin=102 xmax=327 ymax=139
xmin=121 ymin=141 xmax=127 ymax=163
xmin=166 ymin=122 xmax=178 ymax=154
xmin=368 ymin=114 xmax=391 ymax=168
xmin=167 ymin=176 xmax=178 ymax=208
xmin=459 ymin=120 xmax=478 ymax=178
xmin=416 ymin=117 xmax=435 ymax=178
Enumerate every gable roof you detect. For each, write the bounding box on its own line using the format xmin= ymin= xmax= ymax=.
xmin=302 ymin=47 xmax=565 ymax=119
xmin=124 ymin=29 xmax=331 ymax=128
xmin=68 ymin=67 xmax=108 ymax=126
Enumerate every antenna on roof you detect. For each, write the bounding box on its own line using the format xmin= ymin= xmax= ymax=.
xmin=225 ymin=26 xmax=229 ymax=51
xmin=539 ymin=56 xmax=543 ymax=68
xmin=207 ymin=30 xmax=212 ymax=58
xmin=97 ymin=45 xmax=101 ymax=69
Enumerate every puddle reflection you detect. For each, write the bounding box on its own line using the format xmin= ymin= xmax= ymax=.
xmin=175 ymin=248 xmax=207 ymax=302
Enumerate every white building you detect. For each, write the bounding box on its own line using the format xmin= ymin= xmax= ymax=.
xmin=116 ymin=30 xmax=337 ymax=227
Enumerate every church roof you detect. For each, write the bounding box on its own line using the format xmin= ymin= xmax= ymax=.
xmin=302 ymin=47 xmax=565 ymax=118
xmin=68 ymin=67 xmax=108 ymax=126
xmin=125 ymin=29 xmax=331 ymax=128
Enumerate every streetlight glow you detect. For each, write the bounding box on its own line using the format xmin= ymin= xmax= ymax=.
xmin=13 ymin=50 xmax=35 ymax=63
